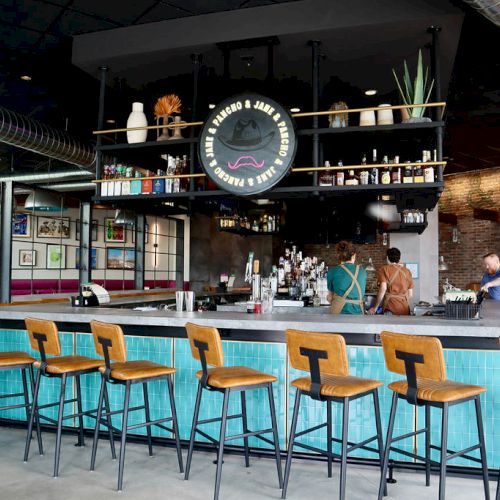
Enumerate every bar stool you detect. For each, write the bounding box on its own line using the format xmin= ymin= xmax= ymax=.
xmin=23 ymin=317 xmax=109 ymax=477
xmin=184 ymin=322 xmax=283 ymax=500
xmin=378 ymin=331 xmax=490 ymax=500
xmin=282 ymin=329 xmax=384 ymax=500
xmin=0 ymin=351 xmax=42 ymax=454
xmin=89 ymin=320 xmax=183 ymax=491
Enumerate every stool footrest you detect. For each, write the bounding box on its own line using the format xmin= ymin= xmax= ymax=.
xmin=294 ymin=422 xmax=328 ymax=439
xmin=103 ymin=405 xmax=145 ymax=417
xmin=389 ymin=446 xmax=431 ymax=463
xmin=0 ymin=402 xmax=30 ymax=411
xmin=430 ymin=443 xmax=483 ymax=463
xmin=225 ymin=428 xmax=272 ymax=442
xmin=391 ymin=427 xmax=427 ymax=444
xmin=195 ymin=428 xmax=219 ymax=445
xmin=127 ymin=416 xmax=173 ymax=431
xmin=0 ymin=392 xmax=24 ymax=399
xmin=254 ymin=434 xmax=275 ymax=447
xmin=346 ymin=435 xmax=379 ymax=454
xmin=197 ymin=413 xmax=243 ymax=426
xmin=37 ymin=398 xmax=77 ymax=410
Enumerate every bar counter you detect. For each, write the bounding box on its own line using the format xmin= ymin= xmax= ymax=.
xmin=0 ymin=297 xmax=499 ymax=474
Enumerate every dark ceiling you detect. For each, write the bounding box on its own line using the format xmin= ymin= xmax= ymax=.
xmin=0 ymin=0 xmax=499 ymax=177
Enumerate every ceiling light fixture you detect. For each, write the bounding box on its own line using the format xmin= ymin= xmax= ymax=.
xmin=364 ymin=89 xmax=377 ymax=96
xmin=20 ymin=75 xmax=32 ymax=81
xmin=290 ymin=107 xmax=301 ymax=113
xmin=106 ymin=119 xmax=116 ymax=124
xmin=24 ymin=190 xmax=64 ymax=212
xmin=208 ymin=104 xmax=216 ymax=109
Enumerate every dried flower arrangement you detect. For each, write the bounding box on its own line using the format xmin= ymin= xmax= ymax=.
xmin=154 ymin=94 xmax=182 ymax=117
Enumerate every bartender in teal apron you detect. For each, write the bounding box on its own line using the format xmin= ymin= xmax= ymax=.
xmin=327 ymin=241 xmax=367 ymax=314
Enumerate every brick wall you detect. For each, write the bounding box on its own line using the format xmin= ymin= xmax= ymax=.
xmin=304 ymin=233 xmax=390 ymax=293
xmin=438 ymin=167 xmax=500 ymax=290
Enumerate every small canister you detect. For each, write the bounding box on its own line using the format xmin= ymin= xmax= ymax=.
xmin=246 ymin=301 xmax=255 ymax=313
xmin=253 ymin=301 xmax=262 ymax=314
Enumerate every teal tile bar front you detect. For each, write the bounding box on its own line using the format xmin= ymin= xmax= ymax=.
xmin=0 ymin=326 xmax=498 ymax=472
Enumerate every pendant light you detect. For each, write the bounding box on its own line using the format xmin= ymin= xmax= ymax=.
xmin=24 ymin=190 xmax=64 ymax=212
xmin=114 ymin=209 xmax=135 ymax=226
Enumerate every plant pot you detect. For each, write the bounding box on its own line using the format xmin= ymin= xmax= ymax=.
xmin=400 ymin=107 xmax=410 ymax=122
xmin=403 ymin=116 xmax=432 ymax=123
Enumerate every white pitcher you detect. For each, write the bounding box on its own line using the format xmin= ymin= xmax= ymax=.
xmin=126 ymin=102 xmax=148 ymax=144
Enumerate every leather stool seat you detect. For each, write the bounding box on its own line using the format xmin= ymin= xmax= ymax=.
xmin=0 ymin=351 xmax=35 ymax=366
xmin=292 ymin=374 xmax=383 ymax=398
xmin=34 ymin=355 xmax=103 ymax=375
xmin=99 ymin=360 xmax=176 ymax=381
xmin=195 ymin=366 xmax=277 ymax=388
xmin=388 ymin=378 xmax=486 ymax=403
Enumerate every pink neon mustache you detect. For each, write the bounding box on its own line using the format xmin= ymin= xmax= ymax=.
xmin=227 ymin=156 xmax=265 ymax=170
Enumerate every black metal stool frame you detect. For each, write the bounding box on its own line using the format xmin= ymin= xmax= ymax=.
xmin=377 ymin=350 xmax=490 ymax=500
xmin=0 ymin=361 xmax=43 ymax=455
xmin=282 ymin=346 xmax=385 ymax=500
xmin=24 ymin=332 xmax=115 ymax=477
xmin=90 ymin=335 xmax=184 ymax=492
xmin=184 ymin=339 xmax=283 ymax=500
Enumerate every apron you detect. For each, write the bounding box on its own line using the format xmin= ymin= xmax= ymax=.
xmin=330 ymin=264 xmax=365 ymax=315
xmin=382 ymin=264 xmax=410 ymax=313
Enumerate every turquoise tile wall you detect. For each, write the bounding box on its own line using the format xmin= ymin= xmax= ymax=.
xmin=0 ymin=329 xmax=498 ymax=469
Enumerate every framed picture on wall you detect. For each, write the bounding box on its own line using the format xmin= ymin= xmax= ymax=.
xmin=405 ymin=262 xmax=419 ymax=279
xmin=76 ymin=219 xmax=98 ymax=241
xmin=104 ymin=218 xmax=125 ymax=243
xmin=75 ymin=248 xmax=97 ymax=270
xmin=37 ymin=216 xmax=70 ymax=239
xmin=46 ymin=244 xmax=66 ymax=269
xmin=106 ymin=248 xmax=135 ymax=270
xmin=19 ymin=249 xmax=36 ymax=266
xmin=13 ymin=213 xmax=32 ymax=238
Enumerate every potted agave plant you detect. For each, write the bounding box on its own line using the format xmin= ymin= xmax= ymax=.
xmin=392 ymin=49 xmax=434 ymax=123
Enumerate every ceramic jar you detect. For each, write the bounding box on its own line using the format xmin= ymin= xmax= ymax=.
xmin=377 ymin=104 xmax=394 ymax=125
xmin=359 ymin=109 xmax=376 ymax=126
xmin=126 ymin=102 xmax=148 ymax=144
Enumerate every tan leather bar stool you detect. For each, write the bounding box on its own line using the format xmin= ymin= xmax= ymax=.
xmin=89 ymin=320 xmax=183 ymax=491
xmin=378 ymin=331 xmax=490 ymax=500
xmin=24 ymin=317 xmax=111 ymax=477
xmin=0 ymin=352 xmax=42 ymax=454
xmin=282 ymin=329 xmax=384 ymax=500
xmin=184 ymin=322 xmax=283 ymax=500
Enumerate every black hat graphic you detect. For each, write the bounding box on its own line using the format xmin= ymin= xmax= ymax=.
xmin=220 ymin=119 xmax=274 ymax=151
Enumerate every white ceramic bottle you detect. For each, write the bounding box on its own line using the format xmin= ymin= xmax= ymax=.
xmin=126 ymin=102 xmax=148 ymax=144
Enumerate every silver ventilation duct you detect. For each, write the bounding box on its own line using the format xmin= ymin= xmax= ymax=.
xmin=0 ymin=170 xmax=94 ymax=183
xmin=464 ymin=0 xmax=500 ymax=27
xmin=0 ymin=106 xmax=97 ymax=169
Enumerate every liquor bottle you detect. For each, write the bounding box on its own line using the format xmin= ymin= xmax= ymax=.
xmin=101 ymin=164 xmax=109 ymax=197
xmin=424 ymin=164 xmax=435 ymax=182
xmin=370 ymin=149 xmax=379 ymax=184
xmin=403 ymin=163 xmax=414 ymax=183
xmin=381 ymin=155 xmax=391 ymax=184
xmin=121 ymin=166 xmax=132 ymax=195
xmin=361 ymin=153 xmax=367 ymax=165
xmin=172 ymin=157 xmax=181 ymax=193
xmin=345 ymin=169 xmax=359 ymax=185
xmin=319 ymin=160 xmax=333 ymax=186
xmin=414 ymin=161 xmax=424 ymax=183
xmin=391 ymin=165 xmax=401 ymax=184
xmin=180 ymin=155 xmax=189 ymax=192
xmin=336 ymin=160 xmax=345 ymax=185
xmin=114 ymin=164 xmax=123 ymax=196
xmin=141 ymin=170 xmax=153 ymax=194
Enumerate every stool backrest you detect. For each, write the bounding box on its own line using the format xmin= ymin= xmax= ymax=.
xmin=185 ymin=322 xmax=224 ymax=367
xmin=381 ymin=331 xmax=446 ymax=381
xmin=25 ymin=317 xmax=61 ymax=358
xmin=90 ymin=320 xmax=127 ymax=363
xmin=286 ymin=329 xmax=349 ymax=376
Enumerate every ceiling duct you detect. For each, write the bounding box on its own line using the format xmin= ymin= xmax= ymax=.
xmin=0 ymin=106 xmax=97 ymax=170
xmin=463 ymin=0 xmax=500 ymax=27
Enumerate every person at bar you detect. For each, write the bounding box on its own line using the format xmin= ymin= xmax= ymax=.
xmin=367 ymin=247 xmax=414 ymax=315
xmin=327 ymin=240 xmax=366 ymax=314
xmin=480 ymin=252 xmax=500 ymax=300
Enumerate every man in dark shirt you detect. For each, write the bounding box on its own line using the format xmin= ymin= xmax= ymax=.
xmin=480 ymin=252 xmax=500 ymax=300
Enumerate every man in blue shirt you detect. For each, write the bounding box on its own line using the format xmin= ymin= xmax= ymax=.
xmin=480 ymin=253 xmax=500 ymax=300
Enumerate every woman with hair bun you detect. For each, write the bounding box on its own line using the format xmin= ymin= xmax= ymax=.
xmin=327 ymin=240 xmax=366 ymax=314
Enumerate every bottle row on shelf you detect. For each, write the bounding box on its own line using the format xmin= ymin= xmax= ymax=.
xmin=318 ymin=149 xmax=438 ymax=187
xmin=100 ymin=155 xmax=190 ymax=197
xmin=401 ymin=209 xmax=426 ymax=224
xmin=218 ymin=213 xmax=281 ymax=233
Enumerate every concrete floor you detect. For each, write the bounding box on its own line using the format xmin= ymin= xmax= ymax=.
xmin=0 ymin=428 xmax=495 ymax=500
